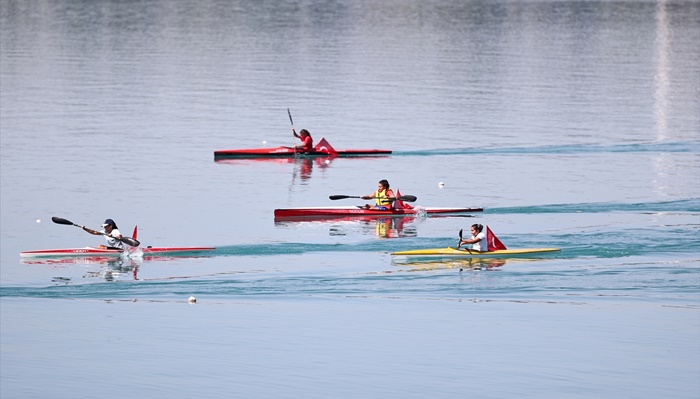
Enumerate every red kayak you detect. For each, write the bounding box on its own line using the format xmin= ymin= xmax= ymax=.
xmin=19 ymin=246 xmax=216 ymax=258
xmin=274 ymin=206 xmax=483 ymax=220
xmin=214 ymin=137 xmax=391 ymax=159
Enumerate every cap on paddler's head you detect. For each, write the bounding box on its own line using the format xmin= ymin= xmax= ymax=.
xmin=101 ymin=218 xmax=116 ymax=228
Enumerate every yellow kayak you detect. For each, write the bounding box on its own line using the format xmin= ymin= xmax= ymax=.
xmin=391 ymin=247 xmax=561 ymax=257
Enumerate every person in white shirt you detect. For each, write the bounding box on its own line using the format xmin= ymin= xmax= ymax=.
xmin=457 ymin=223 xmax=487 ymax=251
xmin=82 ymin=218 xmax=124 ymax=249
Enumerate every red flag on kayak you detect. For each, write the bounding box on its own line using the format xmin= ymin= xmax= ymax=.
xmin=393 ymin=189 xmax=413 ymax=210
xmin=486 ymin=226 xmax=507 ymax=251
xmin=314 ymin=137 xmax=337 ymax=154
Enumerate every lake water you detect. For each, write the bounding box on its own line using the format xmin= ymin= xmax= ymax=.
xmin=1 ymin=0 xmax=699 ymax=398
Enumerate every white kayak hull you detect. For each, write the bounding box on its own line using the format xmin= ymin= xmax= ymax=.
xmin=20 ymin=246 xmax=216 ymax=258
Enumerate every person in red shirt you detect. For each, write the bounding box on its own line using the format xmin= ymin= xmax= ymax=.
xmin=292 ymin=128 xmax=313 ymax=152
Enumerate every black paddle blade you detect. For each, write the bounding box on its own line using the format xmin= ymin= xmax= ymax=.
xmin=459 ymin=229 xmax=463 ymax=239
xmin=329 ymin=195 xmax=358 ymax=200
xmin=287 ymin=108 xmax=294 ymax=125
xmin=119 ymin=237 xmax=140 ymax=247
xmin=52 ymin=216 xmax=75 ymax=226
xmin=397 ymin=195 xmax=417 ymax=202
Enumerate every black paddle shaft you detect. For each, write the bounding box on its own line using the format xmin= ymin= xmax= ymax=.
xmin=329 ymin=195 xmax=417 ymax=202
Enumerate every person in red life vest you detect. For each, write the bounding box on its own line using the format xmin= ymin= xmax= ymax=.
xmin=361 ymin=179 xmax=396 ymax=210
xmin=458 ymin=223 xmax=487 ymax=251
xmin=292 ymin=128 xmax=313 ymax=152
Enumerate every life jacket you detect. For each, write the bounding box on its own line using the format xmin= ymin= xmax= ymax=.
xmin=374 ymin=188 xmax=394 ymax=207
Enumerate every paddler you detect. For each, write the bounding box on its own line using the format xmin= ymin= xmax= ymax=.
xmin=81 ymin=218 xmax=124 ymax=249
xmin=361 ymin=179 xmax=396 ymax=210
xmin=292 ymin=127 xmax=313 ymax=152
xmin=457 ymin=224 xmax=487 ymax=251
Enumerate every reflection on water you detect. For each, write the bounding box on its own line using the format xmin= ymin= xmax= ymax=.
xmin=88 ymin=259 xmax=141 ymax=282
xmin=276 ymin=216 xmax=419 ymax=238
xmin=391 ymin=255 xmax=563 ymax=270
xmin=216 ymin=156 xmax=333 ymax=181
xmin=393 ymin=257 xmax=509 ymax=271
xmin=21 ymin=256 xmax=125 ymax=267
xmin=654 ymin=0 xmax=670 ymax=140
xmin=25 ymin=253 xmax=213 ymax=284
xmin=369 ymin=217 xmax=417 ymax=239
xmin=23 ymin=256 xmax=143 ymax=283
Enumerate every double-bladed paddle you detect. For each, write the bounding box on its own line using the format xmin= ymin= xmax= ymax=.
xmin=329 ymin=195 xmax=417 ymax=202
xmin=52 ymin=216 xmax=141 ymax=247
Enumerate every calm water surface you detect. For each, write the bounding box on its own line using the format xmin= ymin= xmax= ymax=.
xmin=1 ymin=0 xmax=699 ymax=398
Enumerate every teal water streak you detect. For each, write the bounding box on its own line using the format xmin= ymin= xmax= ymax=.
xmin=487 ymin=198 xmax=700 ymax=214
xmin=393 ymin=141 xmax=700 ymax=156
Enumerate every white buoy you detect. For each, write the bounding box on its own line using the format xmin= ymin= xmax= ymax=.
xmin=36 ymin=219 xmax=41 ymax=223
xmin=188 ymin=296 xmax=197 ymax=303
xmin=438 ymin=182 xmax=445 ymax=188
xmin=262 ymin=140 xmax=267 ymax=144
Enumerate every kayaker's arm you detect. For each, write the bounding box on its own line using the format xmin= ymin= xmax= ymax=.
xmin=81 ymin=226 xmax=123 ymax=240
xmin=457 ymin=236 xmax=481 ymax=249
xmin=81 ymin=226 xmax=101 ymax=236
